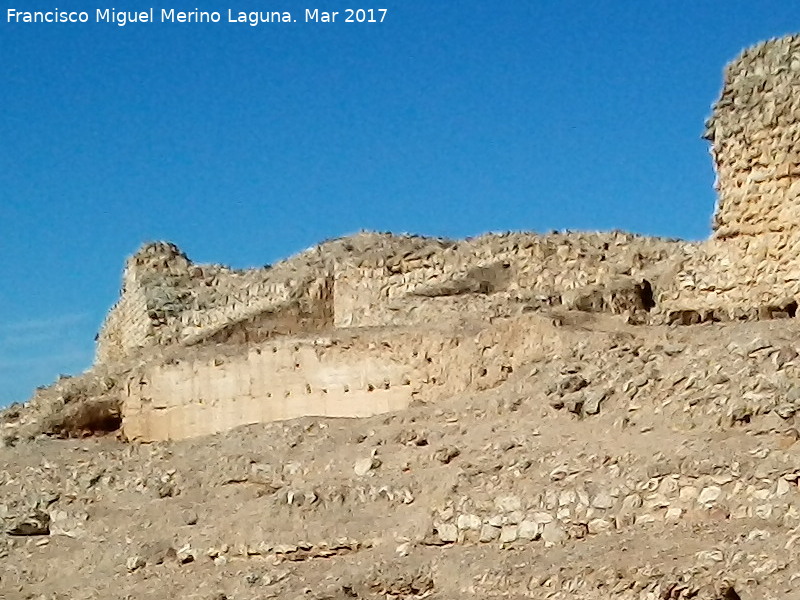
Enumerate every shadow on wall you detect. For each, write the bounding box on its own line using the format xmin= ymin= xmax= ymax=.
xmin=667 ymin=299 xmax=799 ymax=326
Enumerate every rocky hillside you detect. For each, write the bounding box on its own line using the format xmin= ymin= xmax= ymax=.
xmin=2 ymin=312 xmax=799 ymax=599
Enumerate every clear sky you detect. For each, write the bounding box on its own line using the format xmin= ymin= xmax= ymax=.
xmin=0 ymin=1 xmax=797 ymax=405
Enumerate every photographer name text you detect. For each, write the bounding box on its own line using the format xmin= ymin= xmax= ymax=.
xmin=6 ymin=8 xmax=388 ymax=27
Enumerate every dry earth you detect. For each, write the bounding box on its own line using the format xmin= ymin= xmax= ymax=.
xmin=3 ymin=313 xmax=800 ymax=599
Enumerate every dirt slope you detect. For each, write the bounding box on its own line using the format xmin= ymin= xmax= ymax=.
xmin=3 ymin=314 xmax=800 ymax=599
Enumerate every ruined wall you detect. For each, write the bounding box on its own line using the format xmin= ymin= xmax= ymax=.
xmin=96 ymin=243 xmax=191 ymax=364
xmin=96 ymin=242 xmax=336 ymax=364
xmin=121 ymin=315 xmax=563 ymax=441
xmin=659 ymin=35 xmax=800 ymax=319
xmin=71 ymin=34 xmax=800 ymax=443
xmin=334 ymin=232 xmax=690 ymax=328
xmin=100 ymin=231 xmax=686 ymax=366
xmin=707 ymin=35 xmax=800 ymax=240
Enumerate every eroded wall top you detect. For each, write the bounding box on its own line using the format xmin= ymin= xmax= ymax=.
xmin=705 ymin=35 xmax=800 ymax=239
xmin=653 ymin=34 xmax=800 ymax=321
xmin=95 ymin=234 xmax=454 ymax=364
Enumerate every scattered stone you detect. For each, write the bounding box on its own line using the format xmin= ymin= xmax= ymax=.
xmin=354 ymin=457 xmax=381 ymax=476
xmin=156 ymin=481 xmax=177 ymax=499
xmin=433 ymin=446 xmax=460 ymax=464
xmin=565 ymin=394 xmax=584 ymax=415
xmin=49 ymin=509 xmax=88 ymax=538
xmin=140 ymin=540 xmax=176 ymax=565
xmin=558 ymin=375 xmax=589 ymax=394
xmin=395 ymin=542 xmax=412 ymax=557
xmin=583 ymin=390 xmax=609 ymax=415
xmin=7 ymin=510 xmax=50 ymax=536
xmin=126 ymin=556 xmax=146 ymax=572
xmin=176 ymin=544 xmax=195 ymax=564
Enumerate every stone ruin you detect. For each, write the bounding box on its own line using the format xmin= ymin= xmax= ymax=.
xmin=95 ymin=231 xmax=686 ymax=441
xmin=19 ymin=34 xmax=800 ymax=442
xmin=660 ymin=34 xmax=800 ymax=321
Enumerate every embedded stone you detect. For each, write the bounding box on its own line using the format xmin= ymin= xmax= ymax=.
xmin=436 ymin=523 xmax=458 ymax=543
xmin=457 ymin=514 xmax=482 ymax=531
xmin=479 ymin=524 xmax=501 ymax=543
xmin=540 ymin=522 xmax=567 ymax=546
xmin=517 ymin=520 xmax=541 ymax=541
xmin=697 ymin=486 xmax=722 ymax=505
xmin=587 ymin=518 xmax=613 ymax=534
xmin=499 ymin=525 xmax=518 ymax=543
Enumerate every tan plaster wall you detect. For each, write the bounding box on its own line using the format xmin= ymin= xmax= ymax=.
xmin=122 ymin=337 xmax=414 ymax=441
xmin=121 ymin=316 xmax=563 ymax=441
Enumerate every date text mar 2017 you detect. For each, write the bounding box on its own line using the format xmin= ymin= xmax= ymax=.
xmin=305 ymin=9 xmax=387 ymax=23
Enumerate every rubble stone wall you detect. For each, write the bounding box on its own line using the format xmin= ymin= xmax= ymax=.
xmin=99 ymin=233 xmax=688 ymax=364
xmin=658 ymin=35 xmax=800 ymax=319
xmin=96 ymin=242 xmax=335 ymax=364
xmin=95 ymin=286 xmax=151 ymax=365
xmin=334 ymin=232 xmax=688 ymax=328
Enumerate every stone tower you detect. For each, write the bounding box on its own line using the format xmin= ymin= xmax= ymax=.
xmin=95 ymin=242 xmax=193 ymax=364
xmin=705 ymin=35 xmax=800 ymax=240
xmin=659 ymin=35 xmax=800 ymax=320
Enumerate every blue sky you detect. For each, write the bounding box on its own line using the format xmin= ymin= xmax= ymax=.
xmin=0 ymin=1 xmax=797 ymax=405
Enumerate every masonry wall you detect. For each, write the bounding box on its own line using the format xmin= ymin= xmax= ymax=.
xmin=96 ymin=242 xmax=336 ymax=364
xmin=334 ymin=232 xmax=691 ymax=328
xmin=658 ymin=35 xmax=800 ymax=319
xmin=121 ymin=316 xmax=564 ymax=441
xmin=95 ymin=285 xmax=151 ymax=364
xmin=99 ymin=232 xmax=689 ymax=366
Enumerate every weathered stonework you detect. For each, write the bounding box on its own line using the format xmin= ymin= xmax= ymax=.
xmin=121 ymin=316 xmax=565 ymax=441
xmin=100 ymin=231 xmax=686 ymax=441
xmin=97 ymin=231 xmax=688 ymax=367
xmin=658 ymin=35 xmax=800 ymax=320
xmin=43 ymin=34 xmax=800 ymax=441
